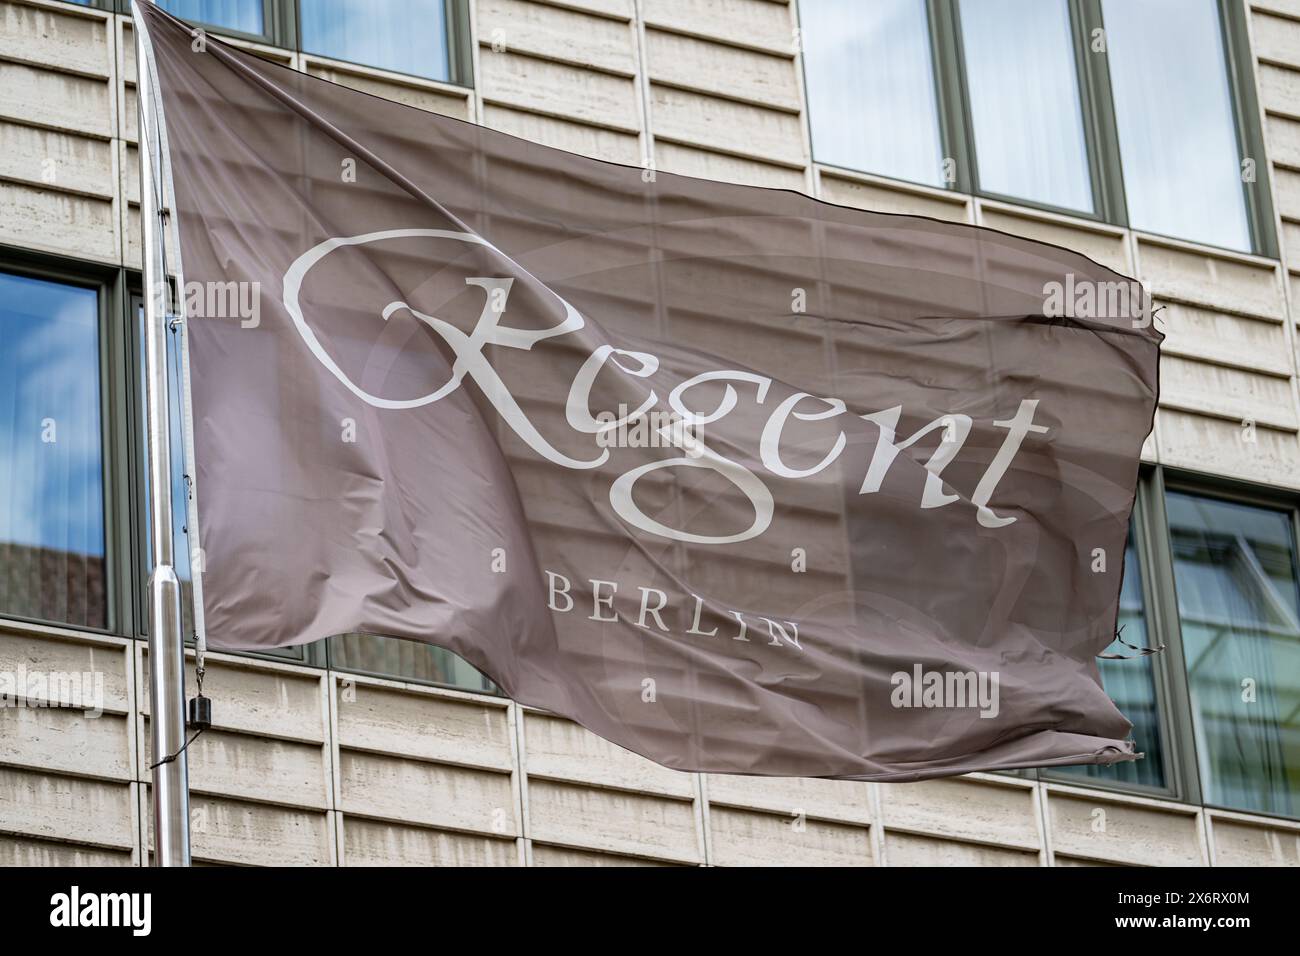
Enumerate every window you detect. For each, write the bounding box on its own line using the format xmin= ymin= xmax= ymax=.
xmin=798 ymin=0 xmax=1274 ymax=254
xmin=1167 ymin=492 xmax=1300 ymax=816
xmin=113 ymin=2 xmax=471 ymax=85
xmin=1057 ymin=522 xmax=1167 ymax=789
xmin=154 ymin=0 xmax=269 ymax=38
xmin=328 ymin=634 xmax=496 ymax=691
xmin=1102 ymin=0 xmax=1252 ymax=251
xmin=0 ymin=270 xmax=107 ymax=629
xmin=957 ymin=0 xmax=1093 ymax=212
xmin=802 ymin=0 xmax=946 ymax=187
xmin=300 ymin=0 xmax=451 ymax=82
xmin=1047 ymin=480 xmax=1300 ymax=817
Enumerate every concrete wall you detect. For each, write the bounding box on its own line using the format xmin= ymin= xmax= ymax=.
xmin=0 ymin=0 xmax=1298 ymax=865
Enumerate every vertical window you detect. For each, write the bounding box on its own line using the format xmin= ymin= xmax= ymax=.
xmin=958 ymin=0 xmax=1093 ymax=212
xmin=802 ymin=0 xmax=946 ymax=187
xmin=1102 ymin=0 xmax=1252 ymax=251
xmin=801 ymin=1 xmax=1271 ymax=252
xmin=328 ymin=634 xmax=495 ymax=692
xmin=0 ymin=271 xmax=106 ymax=629
xmin=1059 ymin=523 xmax=1166 ymax=788
xmin=1167 ymin=492 xmax=1300 ymax=816
xmin=300 ymin=0 xmax=451 ymax=82
xmin=155 ymin=0 xmax=266 ymax=36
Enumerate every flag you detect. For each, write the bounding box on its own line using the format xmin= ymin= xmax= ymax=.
xmin=137 ymin=1 xmax=1161 ymax=780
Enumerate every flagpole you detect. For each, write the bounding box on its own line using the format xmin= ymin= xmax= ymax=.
xmin=134 ymin=0 xmax=192 ymax=867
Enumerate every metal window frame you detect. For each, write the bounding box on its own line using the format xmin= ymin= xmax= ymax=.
xmin=801 ymin=0 xmax=1276 ymax=256
xmin=117 ymin=1 xmax=474 ymax=86
xmin=1037 ymin=465 xmax=1300 ymax=819
xmin=926 ymin=0 xmax=974 ymax=193
xmin=0 ymin=246 xmax=130 ymax=637
xmin=1036 ymin=467 xmax=1188 ymax=801
xmin=793 ymin=0 xmax=957 ymax=191
xmin=1218 ymin=0 xmax=1279 ymax=258
xmin=115 ymin=0 xmax=285 ymax=46
xmin=1156 ymin=465 xmax=1300 ymax=821
xmin=1034 ymin=463 xmax=1300 ymax=822
xmin=445 ymin=0 xmax=474 ymax=89
xmin=939 ymin=0 xmax=1116 ymax=222
xmin=124 ymin=289 xmax=147 ymax=638
xmin=1070 ymin=0 xmax=1128 ymax=226
xmin=1089 ymin=0 xmax=1277 ymax=257
xmin=293 ymin=0 xmax=473 ymax=87
xmin=1135 ymin=467 xmax=1205 ymax=807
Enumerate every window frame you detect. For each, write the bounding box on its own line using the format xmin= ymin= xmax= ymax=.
xmin=797 ymin=0 xmax=958 ymax=191
xmin=0 ymin=247 xmax=129 ymax=637
xmin=1031 ymin=467 xmax=1300 ymax=820
xmin=927 ymin=0 xmax=973 ymax=193
xmin=295 ymin=0 xmax=469 ymax=86
xmin=1217 ymin=0 xmax=1279 ymax=258
xmin=1036 ymin=467 xmax=1189 ymax=801
xmin=114 ymin=0 xmax=285 ymax=46
xmin=114 ymin=1 xmax=475 ymax=87
xmin=942 ymin=0 xmax=1120 ymax=222
xmin=799 ymin=0 xmax=1277 ymax=257
xmin=124 ymin=290 xmax=149 ymax=639
xmin=1093 ymin=0 xmax=1274 ymax=256
xmin=1156 ymin=467 xmax=1300 ymax=821
xmin=1032 ymin=465 xmax=1300 ymax=822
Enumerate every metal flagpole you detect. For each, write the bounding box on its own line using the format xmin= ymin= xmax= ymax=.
xmin=134 ymin=0 xmax=192 ymax=867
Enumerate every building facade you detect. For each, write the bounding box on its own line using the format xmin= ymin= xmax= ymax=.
xmin=0 ymin=0 xmax=1298 ymax=865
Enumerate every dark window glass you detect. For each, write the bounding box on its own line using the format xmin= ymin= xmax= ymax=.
xmin=1168 ymin=492 xmax=1300 ymax=817
xmin=1058 ymin=523 xmax=1165 ymax=788
xmin=301 ymin=0 xmax=450 ymax=81
xmin=0 ymin=271 xmax=106 ymax=628
xmin=156 ymin=0 xmax=265 ymax=35
xmin=329 ymin=634 xmax=495 ymax=692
